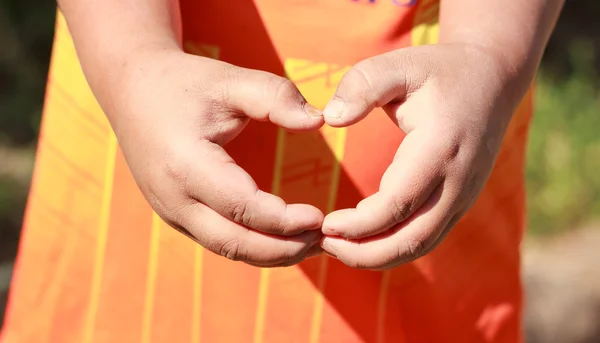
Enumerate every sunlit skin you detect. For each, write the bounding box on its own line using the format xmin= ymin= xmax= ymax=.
xmin=319 ymin=0 xmax=565 ymax=269
xmin=57 ymin=0 xmax=564 ymax=268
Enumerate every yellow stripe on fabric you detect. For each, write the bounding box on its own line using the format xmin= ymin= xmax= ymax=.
xmin=82 ymin=131 xmax=118 ymax=343
xmin=309 ymin=126 xmax=347 ymax=343
xmin=253 ymin=127 xmax=286 ymax=343
xmin=191 ymin=246 xmax=204 ymax=343
xmin=410 ymin=0 xmax=440 ymax=46
xmin=141 ymin=213 xmax=162 ymax=343
xmin=253 ymin=268 xmax=271 ymax=343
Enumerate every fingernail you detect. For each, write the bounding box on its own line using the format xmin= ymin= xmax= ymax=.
xmin=322 ymin=227 xmax=339 ymax=236
xmin=304 ymin=103 xmax=323 ymax=118
xmin=323 ymin=98 xmax=345 ymax=119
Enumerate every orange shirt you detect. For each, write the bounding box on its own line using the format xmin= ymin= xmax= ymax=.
xmin=1 ymin=1 xmax=531 ymax=342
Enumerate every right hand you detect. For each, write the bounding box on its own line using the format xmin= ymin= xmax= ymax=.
xmin=101 ymin=49 xmax=326 ymax=267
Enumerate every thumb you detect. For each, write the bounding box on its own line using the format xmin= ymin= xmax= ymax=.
xmin=225 ymin=67 xmax=324 ymax=132
xmin=323 ymin=56 xmax=409 ymax=127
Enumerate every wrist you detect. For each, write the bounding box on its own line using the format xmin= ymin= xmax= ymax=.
xmin=444 ymin=40 xmax=535 ymax=109
xmin=86 ymin=44 xmax=183 ymax=125
xmin=85 ymin=40 xmax=182 ymax=88
xmin=440 ymin=32 xmax=539 ymax=84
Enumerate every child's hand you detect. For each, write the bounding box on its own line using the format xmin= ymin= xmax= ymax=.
xmin=320 ymin=44 xmax=525 ymax=270
xmin=107 ymin=50 xmax=325 ymax=267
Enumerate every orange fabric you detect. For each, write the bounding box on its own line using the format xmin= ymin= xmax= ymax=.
xmin=1 ymin=1 xmax=531 ymax=342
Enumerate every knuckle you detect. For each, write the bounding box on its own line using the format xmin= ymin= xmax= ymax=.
xmin=217 ymin=238 xmax=245 ymax=261
xmin=353 ymin=58 xmax=376 ymax=80
xmin=403 ymin=237 xmax=428 ymax=261
xmin=227 ymin=192 xmax=287 ymax=234
xmin=346 ymin=62 xmax=374 ymax=93
xmin=275 ymin=77 xmax=297 ymax=94
xmin=269 ymin=218 xmax=287 ymax=235
xmin=342 ymin=62 xmax=380 ymax=110
xmin=391 ymin=196 xmax=415 ymax=223
xmin=271 ymin=78 xmax=298 ymax=104
xmin=228 ymin=200 xmax=252 ymax=226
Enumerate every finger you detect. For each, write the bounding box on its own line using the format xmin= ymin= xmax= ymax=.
xmin=321 ymin=183 xmax=456 ymax=270
xmin=322 ymin=131 xmax=444 ymax=239
xmin=323 ymin=53 xmax=412 ymax=127
xmin=226 ymin=67 xmax=324 ymax=132
xmin=180 ymin=202 xmax=322 ymax=267
xmin=248 ymin=244 xmax=324 ymax=268
xmin=170 ymin=217 xmax=321 ymax=269
xmin=187 ymin=140 xmax=325 ymax=236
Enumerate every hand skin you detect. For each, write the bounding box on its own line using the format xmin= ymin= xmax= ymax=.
xmin=57 ymin=0 xmax=326 ymax=267
xmin=320 ymin=0 xmax=565 ymax=270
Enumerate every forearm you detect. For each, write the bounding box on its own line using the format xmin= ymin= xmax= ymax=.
xmin=440 ymin=0 xmax=564 ymax=89
xmin=57 ymin=0 xmax=182 ymax=105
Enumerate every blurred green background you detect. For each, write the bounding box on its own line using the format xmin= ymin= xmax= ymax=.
xmin=0 ymin=1 xmax=599 ymax=342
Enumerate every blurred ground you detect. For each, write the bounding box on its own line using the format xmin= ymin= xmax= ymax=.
xmin=524 ymin=227 xmax=600 ymax=343
xmin=0 ymin=0 xmax=599 ymax=341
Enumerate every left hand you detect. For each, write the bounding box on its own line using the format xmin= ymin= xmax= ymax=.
xmin=320 ymin=43 xmax=527 ymax=270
